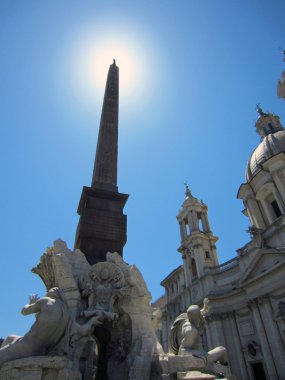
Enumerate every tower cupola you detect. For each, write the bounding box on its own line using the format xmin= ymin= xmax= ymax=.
xmin=179 ymin=185 xmax=211 ymax=236
xmin=177 ymin=185 xmax=219 ymax=283
xmin=255 ymin=106 xmax=284 ymax=138
xmin=238 ymin=108 xmax=285 ymax=236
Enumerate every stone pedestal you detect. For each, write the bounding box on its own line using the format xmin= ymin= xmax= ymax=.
xmin=168 ymin=355 xmax=205 ymax=373
xmin=177 ymin=371 xmax=215 ymax=380
xmin=159 ymin=354 xmax=231 ymax=380
xmin=0 ymin=356 xmax=81 ymax=380
xmin=75 ymin=186 xmax=128 ymax=264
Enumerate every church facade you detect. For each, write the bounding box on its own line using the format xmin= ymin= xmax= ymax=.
xmin=155 ymin=107 xmax=285 ymax=380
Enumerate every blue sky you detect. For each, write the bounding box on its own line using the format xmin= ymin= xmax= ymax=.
xmin=0 ymin=0 xmax=284 ymax=336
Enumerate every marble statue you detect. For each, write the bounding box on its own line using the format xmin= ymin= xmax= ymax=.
xmin=165 ymin=305 xmax=230 ymax=379
xmin=171 ymin=305 xmax=227 ymax=363
xmin=0 ymin=241 xmax=163 ymax=380
xmin=0 ymin=242 xmax=231 ymax=380
xmin=0 ymin=288 xmax=70 ymax=366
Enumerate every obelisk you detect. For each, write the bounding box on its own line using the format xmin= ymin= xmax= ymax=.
xmin=74 ymin=60 xmax=129 ymax=264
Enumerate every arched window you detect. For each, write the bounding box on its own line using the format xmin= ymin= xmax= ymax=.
xmin=185 ymin=221 xmax=191 ymax=236
xmin=191 ymin=258 xmax=198 ymax=279
xmin=256 ymin=183 xmax=283 ymax=224
xmin=197 ymin=212 xmax=203 ymax=232
xmin=271 ymin=199 xmax=282 ymax=218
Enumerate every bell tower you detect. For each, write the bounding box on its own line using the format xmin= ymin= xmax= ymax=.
xmin=177 ymin=185 xmax=219 ymax=286
xmin=74 ymin=60 xmax=129 ymax=265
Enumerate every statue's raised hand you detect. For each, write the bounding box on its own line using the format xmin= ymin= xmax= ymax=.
xmin=29 ymin=294 xmax=40 ymax=304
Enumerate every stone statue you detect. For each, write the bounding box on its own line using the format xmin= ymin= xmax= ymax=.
xmin=0 ymin=241 xmax=165 ymax=380
xmin=165 ymin=305 xmax=230 ymax=379
xmin=171 ymin=305 xmax=227 ymax=365
xmin=106 ymin=252 xmax=151 ymax=299
xmin=80 ymin=261 xmax=125 ymax=321
xmin=0 ymin=288 xmax=70 ymax=366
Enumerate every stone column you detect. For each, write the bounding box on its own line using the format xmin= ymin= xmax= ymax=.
xmin=180 ymin=288 xmax=186 ymax=311
xmin=191 ymin=210 xmax=199 ymax=231
xmin=200 ymin=213 xmax=206 ymax=232
xmin=227 ymin=313 xmax=249 ymax=380
xmin=187 ymin=212 xmax=194 ymax=231
xmin=166 ymin=287 xmax=170 ymax=303
xmin=209 ymin=240 xmax=219 ymax=266
xmin=181 ymin=221 xmax=187 ymax=240
xmin=195 ymin=245 xmax=205 ymax=278
xmin=272 ymin=170 xmax=285 ymax=209
xmin=246 ymin=197 xmax=266 ymax=229
xmin=162 ymin=310 xmax=170 ymax=352
xmin=183 ymin=252 xmax=192 ymax=305
xmin=184 ymin=263 xmax=192 ymax=305
xmin=207 ymin=315 xmax=226 ymax=348
xmin=259 ymin=296 xmax=285 ymax=377
xmin=204 ymin=213 xmax=211 ymax=233
xmin=182 ymin=253 xmax=191 ymax=287
xmin=179 ymin=222 xmax=184 ymax=241
xmin=204 ymin=320 xmax=213 ymax=350
xmin=259 ymin=199 xmax=272 ymax=225
xmin=250 ymin=299 xmax=278 ymax=379
xmin=201 ymin=212 xmax=211 ymax=233
xmin=174 ymin=280 xmax=178 ymax=299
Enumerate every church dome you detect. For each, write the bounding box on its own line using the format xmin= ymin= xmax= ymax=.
xmin=246 ymin=108 xmax=285 ymax=182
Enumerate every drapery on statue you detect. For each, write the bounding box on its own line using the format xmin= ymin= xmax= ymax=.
xmin=170 ymin=305 xmax=228 ymax=367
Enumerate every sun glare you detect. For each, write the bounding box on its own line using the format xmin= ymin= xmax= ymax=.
xmin=66 ymin=30 xmax=150 ymax=103
xmin=90 ymin=42 xmax=139 ymax=94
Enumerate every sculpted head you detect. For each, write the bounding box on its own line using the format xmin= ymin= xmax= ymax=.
xmin=187 ymin=305 xmax=204 ymax=330
xmin=100 ymin=267 xmax=110 ymax=281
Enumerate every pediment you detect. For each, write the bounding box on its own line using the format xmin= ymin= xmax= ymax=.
xmin=239 ymin=250 xmax=285 ymax=285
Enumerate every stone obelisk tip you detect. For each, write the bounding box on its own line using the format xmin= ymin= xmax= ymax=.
xmin=91 ymin=59 xmax=119 ymax=192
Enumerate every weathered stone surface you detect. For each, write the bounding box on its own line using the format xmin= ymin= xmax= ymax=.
xmin=0 ymin=288 xmax=70 ymax=367
xmin=159 ymin=305 xmax=232 ymax=379
xmin=168 ymin=355 xmax=205 ymax=373
xmin=75 ymin=187 xmax=129 ymax=264
xmin=75 ymin=61 xmax=129 ymax=265
xmin=0 ymin=356 xmax=81 ymax=380
xmin=177 ymin=371 xmax=215 ymax=380
xmin=158 ymin=108 xmax=285 ymax=380
xmin=1 ymin=243 xmax=164 ymax=380
xmin=92 ymin=61 xmax=119 ymax=192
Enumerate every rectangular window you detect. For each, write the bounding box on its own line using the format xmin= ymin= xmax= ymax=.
xmin=271 ymin=200 xmax=282 ymax=218
xmin=251 ymin=362 xmax=267 ymax=380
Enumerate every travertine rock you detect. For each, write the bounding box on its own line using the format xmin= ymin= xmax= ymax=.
xmin=162 ymin=305 xmax=231 ymax=379
xmin=0 ymin=241 xmax=231 ymax=380
xmin=0 ymin=242 xmax=163 ymax=380
xmin=168 ymin=355 xmax=205 ymax=373
xmin=177 ymin=371 xmax=215 ymax=380
xmin=0 ymin=288 xmax=70 ymax=366
xmin=0 ymin=356 xmax=81 ymax=380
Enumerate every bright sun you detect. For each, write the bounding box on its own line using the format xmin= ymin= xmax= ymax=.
xmin=67 ymin=32 xmax=149 ymax=102
xmin=90 ymin=42 xmax=139 ymax=94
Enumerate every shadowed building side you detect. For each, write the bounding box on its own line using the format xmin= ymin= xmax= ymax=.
xmin=75 ymin=61 xmax=129 ymax=265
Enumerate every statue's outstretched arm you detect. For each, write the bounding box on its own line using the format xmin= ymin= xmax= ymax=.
xmin=21 ymin=300 xmax=42 ymax=316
